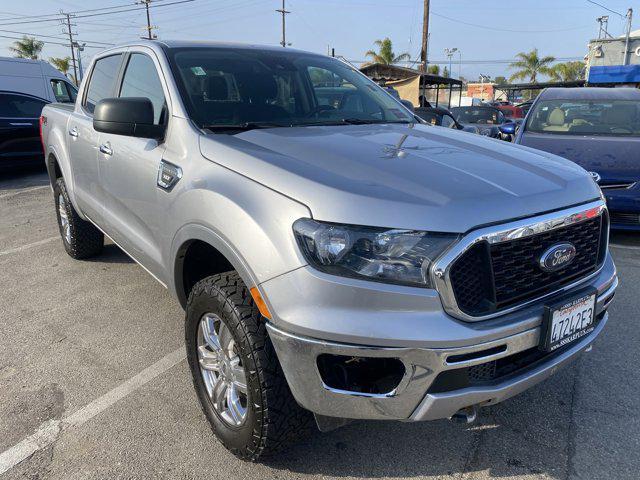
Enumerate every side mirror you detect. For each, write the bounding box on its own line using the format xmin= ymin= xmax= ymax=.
xmin=499 ymin=122 xmax=516 ymax=135
xmin=93 ymin=97 xmax=164 ymax=140
xmin=400 ymin=99 xmax=415 ymax=112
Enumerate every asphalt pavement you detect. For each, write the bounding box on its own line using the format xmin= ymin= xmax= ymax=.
xmin=1 ymin=168 xmax=638 ymax=479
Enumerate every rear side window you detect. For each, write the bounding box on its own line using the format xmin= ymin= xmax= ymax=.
xmin=0 ymin=93 xmax=47 ymax=118
xmin=119 ymin=53 xmax=166 ymax=125
xmin=51 ymin=79 xmax=74 ymax=103
xmin=84 ymin=54 xmax=123 ymax=113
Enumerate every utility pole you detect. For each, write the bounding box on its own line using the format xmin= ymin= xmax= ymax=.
xmin=420 ymin=0 xmax=430 ymax=72
xmin=623 ymin=8 xmax=633 ymax=65
xmin=62 ymin=13 xmax=78 ymax=85
xmin=276 ymin=0 xmax=290 ymax=47
xmin=137 ymin=0 xmax=156 ymax=39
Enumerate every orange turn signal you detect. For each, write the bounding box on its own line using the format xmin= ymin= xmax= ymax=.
xmin=250 ymin=286 xmax=272 ymax=320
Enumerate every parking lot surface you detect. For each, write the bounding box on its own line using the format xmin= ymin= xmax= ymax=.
xmin=1 ymin=169 xmax=639 ymax=480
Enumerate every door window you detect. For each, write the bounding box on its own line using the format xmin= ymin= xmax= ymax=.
xmin=84 ymin=54 xmax=123 ymax=113
xmin=0 ymin=93 xmax=47 ymax=118
xmin=119 ymin=53 xmax=166 ymax=125
xmin=50 ymin=79 xmax=75 ymax=103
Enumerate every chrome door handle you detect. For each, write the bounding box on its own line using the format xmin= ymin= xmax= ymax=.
xmin=68 ymin=127 xmax=78 ymax=137
xmin=99 ymin=142 xmax=113 ymax=156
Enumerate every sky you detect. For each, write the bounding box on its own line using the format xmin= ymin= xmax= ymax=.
xmin=0 ymin=0 xmax=636 ymax=81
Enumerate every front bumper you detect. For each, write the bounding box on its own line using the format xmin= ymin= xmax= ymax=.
xmin=602 ymin=186 xmax=640 ymax=230
xmin=266 ymin=260 xmax=617 ymax=421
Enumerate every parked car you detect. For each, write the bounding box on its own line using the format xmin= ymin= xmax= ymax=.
xmin=497 ymin=104 xmax=524 ymax=119
xmin=0 ymin=57 xmax=77 ymax=104
xmin=0 ymin=91 xmax=49 ymax=169
xmin=515 ymin=87 xmax=640 ymax=230
xmin=415 ymin=106 xmax=479 ymax=133
xmin=450 ymin=105 xmax=515 ymax=140
xmin=517 ymin=100 xmax=534 ymax=116
xmin=41 ymin=41 xmax=617 ymax=460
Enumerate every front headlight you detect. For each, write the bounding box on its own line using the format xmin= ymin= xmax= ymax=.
xmin=293 ymin=218 xmax=459 ymax=288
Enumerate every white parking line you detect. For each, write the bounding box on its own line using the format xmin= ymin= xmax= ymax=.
xmin=0 ymin=347 xmax=186 ymax=475
xmin=0 ymin=185 xmax=49 ymax=200
xmin=0 ymin=237 xmax=59 ymax=257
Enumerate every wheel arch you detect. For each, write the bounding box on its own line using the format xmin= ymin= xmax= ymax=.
xmin=171 ymin=223 xmax=260 ymax=309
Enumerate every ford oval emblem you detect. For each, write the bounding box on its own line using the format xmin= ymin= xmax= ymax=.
xmin=539 ymin=243 xmax=577 ymax=272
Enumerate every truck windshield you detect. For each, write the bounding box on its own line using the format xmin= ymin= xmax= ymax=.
xmin=526 ymin=99 xmax=640 ymax=136
xmin=165 ymin=47 xmax=414 ymax=130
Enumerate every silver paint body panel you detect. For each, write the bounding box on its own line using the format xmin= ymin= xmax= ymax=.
xmin=40 ymin=40 xmax=617 ymax=421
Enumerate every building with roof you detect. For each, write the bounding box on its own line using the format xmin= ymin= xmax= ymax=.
xmin=359 ymin=63 xmax=463 ymax=108
xmin=586 ymin=28 xmax=640 ymax=86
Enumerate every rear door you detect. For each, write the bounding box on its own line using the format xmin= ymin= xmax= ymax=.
xmin=98 ymin=50 xmax=169 ymax=278
xmin=68 ymin=53 xmax=124 ymax=221
xmin=0 ymin=92 xmax=47 ymax=168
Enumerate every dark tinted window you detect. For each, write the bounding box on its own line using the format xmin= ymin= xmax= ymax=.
xmin=84 ymin=54 xmax=123 ymax=113
xmin=119 ymin=53 xmax=166 ymax=124
xmin=166 ymin=47 xmax=413 ymax=129
xmin=0 ymin=93 xmax=47 ymax=118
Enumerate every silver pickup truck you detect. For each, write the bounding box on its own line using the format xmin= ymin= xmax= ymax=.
xmin=40 ymin=40 xmax=617 ymax=461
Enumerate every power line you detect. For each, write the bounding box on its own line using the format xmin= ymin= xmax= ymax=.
xmin=0 ymin=0 xmax=194 ymax=27
xmin=0 ymin=34 xmax=105 ymax=48
xmin=585 ymin=0 xmax=626 ymax=18
xmin=347 ymin=57 xmax=583 ymax=65
xmin=0 ymin=28 xmax=114 ymax=45
xmin=430 ymin=11 xmax=592 ymax=33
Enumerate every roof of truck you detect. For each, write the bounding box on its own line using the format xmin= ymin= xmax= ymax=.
xmin=111 ymin=39 xmax=319 ymax=56
xmin=540 ymin=87 xmax=640 ymax=101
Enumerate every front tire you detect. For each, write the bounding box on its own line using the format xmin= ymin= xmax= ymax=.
xmin=185 ymin=272 xmax=313 ymax=461
xmin=54 ymin=178 xmax=104 ymax=259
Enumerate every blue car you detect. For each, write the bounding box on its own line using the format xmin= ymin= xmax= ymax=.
xmin=514 ymin=87 xmax=640 ymax=230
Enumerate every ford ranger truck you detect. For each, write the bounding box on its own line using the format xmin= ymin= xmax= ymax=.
xmin=40 ymin=41 xmax=617 ymax=461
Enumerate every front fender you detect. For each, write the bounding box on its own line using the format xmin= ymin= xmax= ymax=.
xmin=166 ymin=160 xmax=312 ymax=308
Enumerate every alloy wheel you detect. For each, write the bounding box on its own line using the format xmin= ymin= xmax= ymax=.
xmin=197 ymin=313 xmax=248 ymax=427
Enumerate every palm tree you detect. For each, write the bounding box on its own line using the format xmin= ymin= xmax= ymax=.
xmin=50 ymin=57 xmax=71 ymax=76
xmin=550 ymin=61 xmax=585 ymax=82
xmin=508 ymin=49 xmax=555 ymax=83
xmin=9 ymin=36 xmax=44 ymax=60
xmin=365 ymin=38 xmax=410 ymax=65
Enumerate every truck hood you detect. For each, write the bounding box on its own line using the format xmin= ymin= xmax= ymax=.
xmin=519 ymin=132 xmax=640 ymax=184
xmin=199 ymin=123 xmax=601 ymax=233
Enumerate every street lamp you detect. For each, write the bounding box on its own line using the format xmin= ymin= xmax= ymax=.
xmin=444 ymin=47 xmax=458 ymax=77
xmin=72 ymin=42 xmax=86 ymax=83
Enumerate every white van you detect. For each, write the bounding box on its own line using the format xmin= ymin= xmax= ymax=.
xmin=0 ymin=57 xmax=78 ymax=103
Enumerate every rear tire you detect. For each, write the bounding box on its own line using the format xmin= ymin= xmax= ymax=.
xmin=54 ymin=178 xmax=104 ymax=259
xmin=185 ymin=272 xmax=314 ymax=461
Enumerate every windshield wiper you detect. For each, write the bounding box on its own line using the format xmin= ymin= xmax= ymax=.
xmin=202 ymin=122 xmax=289 ymax=132
xmin=294 ymin=118 xmax=413 ymax=127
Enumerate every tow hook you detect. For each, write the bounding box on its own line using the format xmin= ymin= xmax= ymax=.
xmin=450 ymin=405 xmax=478 ymax=424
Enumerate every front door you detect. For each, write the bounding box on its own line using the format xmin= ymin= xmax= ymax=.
xmin=69 ymin=53 xmax=123 ymax=221
xmin=99 ymin=51 xmax=169 ymax=280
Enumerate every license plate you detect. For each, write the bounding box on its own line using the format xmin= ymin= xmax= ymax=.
xmin=541 ymin=291 xmax=596 ymax=352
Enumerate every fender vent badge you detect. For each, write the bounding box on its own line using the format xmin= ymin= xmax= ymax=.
xmin=157 ymin=160 xmax=182 ymax=191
